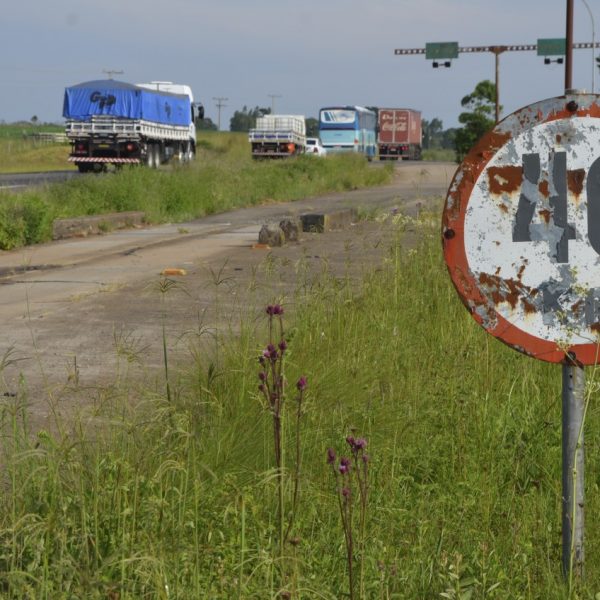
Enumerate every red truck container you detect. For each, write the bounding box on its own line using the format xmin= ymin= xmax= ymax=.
xmin=377 ymin=108 xmax=422 ymax=160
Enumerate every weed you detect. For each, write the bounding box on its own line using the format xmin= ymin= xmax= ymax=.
xmin=257 ymin=304 xmax=307 ymax=594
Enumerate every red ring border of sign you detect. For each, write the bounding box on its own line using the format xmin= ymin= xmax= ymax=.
xmin=442 ymin=93 xmax=600 ymax=365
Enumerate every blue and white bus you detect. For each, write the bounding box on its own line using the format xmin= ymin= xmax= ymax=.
xmin=318 ymin=106 xmax=377 ymax=159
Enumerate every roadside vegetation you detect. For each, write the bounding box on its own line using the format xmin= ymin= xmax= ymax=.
xmin=0 ymin=130 xmax=392 ymax=250
xmin=0 ymin=124 xmax=69 ymax=173
xmin=0 ymin=212 xmax=598 ymax=598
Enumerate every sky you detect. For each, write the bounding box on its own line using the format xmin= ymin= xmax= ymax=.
xmin=1 ymin=0 xmax=599 ymax=130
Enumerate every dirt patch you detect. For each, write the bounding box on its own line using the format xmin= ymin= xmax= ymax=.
xmin=0 ymin=163 xmax=449 ymax=431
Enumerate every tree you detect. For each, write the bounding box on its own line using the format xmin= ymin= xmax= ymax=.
xmin=454 ymin=80 xmax=498 ymax=162
xmin=30 ymin=115 xmax=38 ymax=125
xmin=196 ymin=117 xmax=218 ymax=131
xmin=229 ymin=106 xmax=270 ymax=132
xmin=441 ymin=127 xmax=458 ymax=150
xmin=305 ymin=117 xmax=319 ymax=137
xmin=422 ymin=117 xmax=443 ymax=149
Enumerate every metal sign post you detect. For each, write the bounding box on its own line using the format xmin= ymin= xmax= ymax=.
xmin=562 ymin=360 xmax=585 ymax=577
xmin=442 ymin=92 xmax=600 ymax=580
xmin=561 ymin=0 xmax=585 ymax=580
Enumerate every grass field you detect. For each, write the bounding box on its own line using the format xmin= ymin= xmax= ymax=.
xmin=0 ymin=212 xmax=598 ymax=598
xmin=0 ymin=124 xmax=70 ymax=173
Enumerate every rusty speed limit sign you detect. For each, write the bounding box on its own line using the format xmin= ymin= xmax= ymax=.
xmin=443 ymin=93 xmax=600 ymax=364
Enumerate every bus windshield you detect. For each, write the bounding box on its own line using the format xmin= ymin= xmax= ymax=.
xmin=320 ymin=109 xmax=357 ymax=127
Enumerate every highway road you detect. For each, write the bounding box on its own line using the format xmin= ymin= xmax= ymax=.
xmin=0 ymin=162 xmax=456 ymax=429
xmin=0 ymin=170 xmax=79 ymax=191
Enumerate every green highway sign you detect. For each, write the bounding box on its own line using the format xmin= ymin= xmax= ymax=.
xmin=425 ymin=42 xmax=459 ymax=60
xmin=537 ymin=38 xmax=566 ymax=56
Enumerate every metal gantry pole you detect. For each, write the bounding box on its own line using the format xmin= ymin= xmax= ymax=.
xmin=494 ymin=49 xmax=501 ymax=123
xmin=562 ymin=361 xmax=585 ymax=578
xmin=566 ymin=0 xmax=574 ymax=90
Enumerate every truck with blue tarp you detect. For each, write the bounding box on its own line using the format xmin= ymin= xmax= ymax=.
xmin=63 ymin=80 xmax=203 ymax=172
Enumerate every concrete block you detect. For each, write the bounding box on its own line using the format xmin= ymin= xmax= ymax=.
xmin=53 ymin=211 xmax=145 ymax=240
xmin=300 ymin=208 xmax=357 ymax=233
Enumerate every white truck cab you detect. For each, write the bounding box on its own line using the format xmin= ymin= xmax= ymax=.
xmin=136 ymin=81 xmax=204 ymax=160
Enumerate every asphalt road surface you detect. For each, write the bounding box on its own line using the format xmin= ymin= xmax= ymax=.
xmin=0 ymin=162 xmax=456 ymax=428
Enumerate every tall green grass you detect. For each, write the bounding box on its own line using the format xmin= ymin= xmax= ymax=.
xmin=0 ymin=132 xmax=392 ymax=250
xmin=1 ymin=214 xmax=598 ymax=598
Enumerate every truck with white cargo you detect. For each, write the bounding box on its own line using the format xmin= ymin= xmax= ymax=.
xmin=63 ymin=80 xmax=204 ymax=172
xmin=248 ymin=115 xmax=306 ymax=159
xmin=377 ymin=108 xmax=422 ymax=160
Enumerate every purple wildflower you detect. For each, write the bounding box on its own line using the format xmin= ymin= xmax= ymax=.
xmin=258 ymin=384 xmax=266 ymax=393
xmin=266 ymin=304 xmax=284 ymax=316
xmin=354 ymin=438 xmax=367 ymax=451
xmin=362 ymin=453 xmax=369 ymax=464
xmin=346 ymin=435 xmax=355 ymax=448
xmin=339 ymin=457 xmax=351 ymax=474
xmin=342 ymin=487 xmax=350 ymax=498
xmin=264 ymin=344 xmax=278 ymax=361
xmin=278 ymin=340 xmax=288 ymax=353
xmin=327 ymin=447 xmax=336 ymax=464
xmin=296 ymin=376 xmax=307 ymax=392
xmin=258 ymin=371 xmax=267 ymax=382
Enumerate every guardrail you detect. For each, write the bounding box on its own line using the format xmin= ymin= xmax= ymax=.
xmin=25 ymin=132 xmax=68 ymax=143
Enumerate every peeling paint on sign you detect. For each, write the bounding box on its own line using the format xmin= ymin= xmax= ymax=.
xmin=442 ymin=93 xmax=600 ymax=364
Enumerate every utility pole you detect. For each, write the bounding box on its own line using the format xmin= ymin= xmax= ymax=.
xmin=268 ymin=94 xmax=281 ymax=114
xmin=212 ymin=97 xmax=228 ymax=131
xmin=395 ymin=41 xmax=600 ymax=123
xmin=102 ymin=69 xmax=124 ymax=80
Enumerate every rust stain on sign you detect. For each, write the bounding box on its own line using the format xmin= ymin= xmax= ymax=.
xmin=567 ymin=169 xmax=585 ymax=197
xmin=539 ymin=208 xmax=552 ymax=224
xmin=487 ymin=165 xmax=522 ymax=194
xmin=538 ymin=180 xmax=549 ymax=198
xmin=476 ymin=270 xmax=539 ymax=317
xmin=478 ymin=272 xmax=523 ymax=310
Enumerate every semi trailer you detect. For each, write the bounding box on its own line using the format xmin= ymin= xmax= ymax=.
xmin=63 ymin=79 xmax=203 ymax=172
xmin=377 ymin=108 xmax=422 ymax=160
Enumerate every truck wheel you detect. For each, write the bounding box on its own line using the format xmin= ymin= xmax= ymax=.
xmin=146 ymin=144 xmax=155 ymax=168
xmin=77 ymin=163 xmax=92 ymax=173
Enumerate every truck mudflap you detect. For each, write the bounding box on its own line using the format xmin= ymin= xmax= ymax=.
xmin=68 ymin=157 xmax=141 ymax=164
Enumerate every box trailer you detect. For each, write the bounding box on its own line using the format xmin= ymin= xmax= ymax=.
xmin=377 ymin=108 xmax=422 ymax=160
